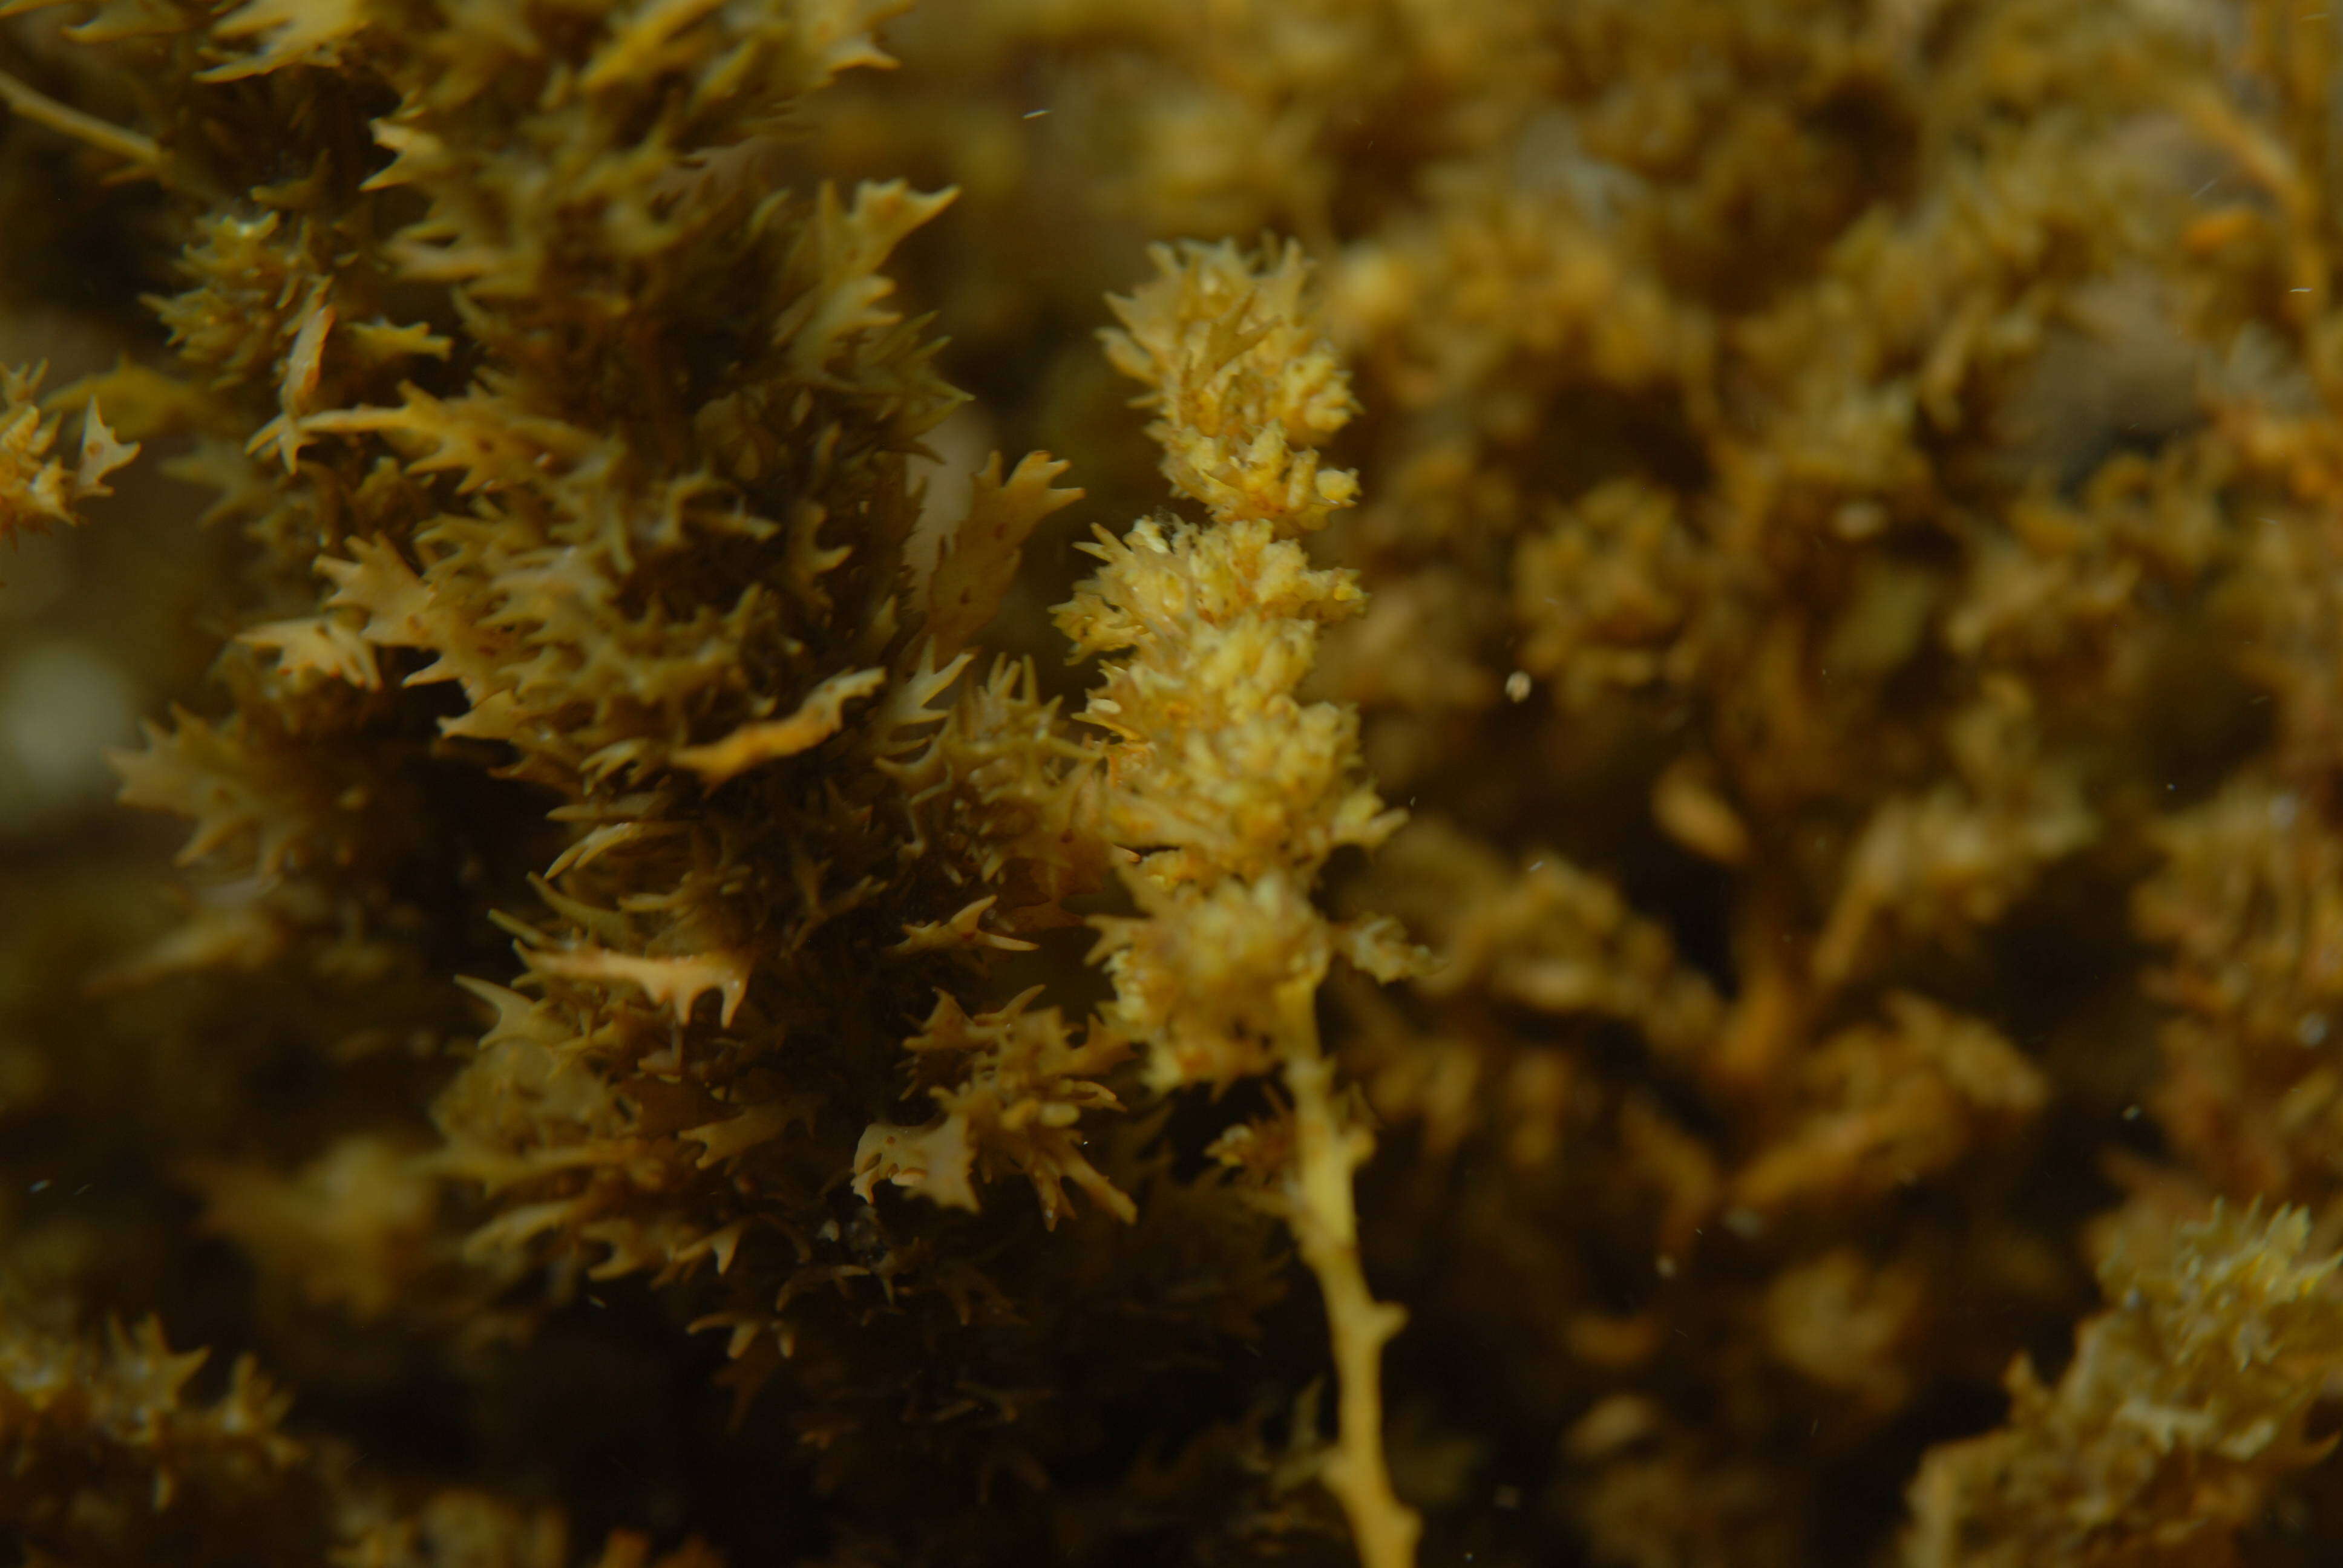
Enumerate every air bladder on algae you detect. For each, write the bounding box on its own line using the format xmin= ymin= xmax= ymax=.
xmin=6 ymin=1 xmax=2343 ymax=1566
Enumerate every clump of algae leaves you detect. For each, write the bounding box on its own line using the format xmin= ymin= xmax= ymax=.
xmin=8 ymin=2 xmax=2343 ymax=1566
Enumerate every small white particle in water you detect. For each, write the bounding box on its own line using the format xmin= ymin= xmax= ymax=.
xmin=28 ymin=1179 xmax=48 ymax=1193
xmin=1505 ymin=670 xmax=1532 ymax=702
xmin=2123 ymin=1105 xmax=2141 ymax=1121
xmin=1655 ymin=1254 xmax=1678 ymax=1279
xmin=1023 ymin=108 xmax=1050 ymax=119
xmin=2272 ymin=793 xmax=2301 ymax=830
xmin=1527 ymin=858 xmax=1544 ymax=872
xmin=2301 ymin=1013 xmax=2330 ymax=1047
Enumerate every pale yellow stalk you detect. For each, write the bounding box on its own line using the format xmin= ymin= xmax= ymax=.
xmin=1059 ymin=237 xmax=1422 ymax=1568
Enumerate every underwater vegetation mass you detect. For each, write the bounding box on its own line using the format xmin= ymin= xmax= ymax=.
xmin=8 ymin=1 xmax=2343 ymax=1565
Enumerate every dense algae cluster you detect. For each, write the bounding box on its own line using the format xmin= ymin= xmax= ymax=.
xmin=6 ymin=1 xmax=2343 ymax=1566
